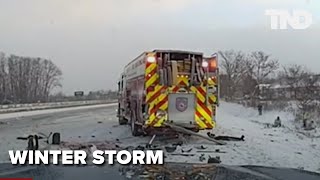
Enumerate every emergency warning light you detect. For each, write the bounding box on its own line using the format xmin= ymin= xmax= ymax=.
xmin=202 ymin=61 xmax=209 ymax=68
xmin=147 ymin=53 xmax=156 ymax=63
xmin=207 ymin=56 xmax=218 ymax=72
xmin=147 ymin=56 xmax=156 ymax=63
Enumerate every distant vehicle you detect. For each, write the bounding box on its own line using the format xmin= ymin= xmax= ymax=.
xmin=117 ymin=50 xmax=219 ymax=136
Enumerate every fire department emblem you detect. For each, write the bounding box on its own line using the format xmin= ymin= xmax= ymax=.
xmin=176 ymin=97 xmax=188 ymax=112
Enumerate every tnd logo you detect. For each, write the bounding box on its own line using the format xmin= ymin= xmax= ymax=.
xmin=265 ymin=9 xmax=313 ymax=30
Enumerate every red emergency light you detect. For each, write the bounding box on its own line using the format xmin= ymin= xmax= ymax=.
xmin=208 ymin=57 xmax=217 ymax=72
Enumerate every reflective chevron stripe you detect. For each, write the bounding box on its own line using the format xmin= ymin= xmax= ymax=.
xmin=145 ymin=64 xmax=217 ymax=129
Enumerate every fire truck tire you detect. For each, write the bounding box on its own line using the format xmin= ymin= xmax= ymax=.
xmin=130 ymin=111 xmax=142 ymax=136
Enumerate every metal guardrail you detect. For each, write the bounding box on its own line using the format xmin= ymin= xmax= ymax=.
xmin=0 ymin=100 xmax=117 ymax=113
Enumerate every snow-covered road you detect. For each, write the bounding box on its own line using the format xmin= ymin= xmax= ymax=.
xmin=0 ymin=102 xmax=319 ymax=173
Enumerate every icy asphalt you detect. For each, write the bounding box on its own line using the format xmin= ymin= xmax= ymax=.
xmin=0 ymin=102 xmax=319 ymax=173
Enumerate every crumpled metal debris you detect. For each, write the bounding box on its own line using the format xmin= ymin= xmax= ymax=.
xmin=60 ymin=140 xmax=121 ymax=150
xmin=182 ymin=148 xmax=192 ymax=153
xmin=195 ymin=145 xmax=207 ymax=150
xmin=119 ymin=163 xmax=217 ymax=180
xmin=207 ymin=132 xmax=245 ymax=141
xmin=165 ymin=146 xmax=177 ymax=153
xmin=199 ymin=154 xmax=206 ymax=162
xmin=208 ymin=156 xmax=221 ymax=164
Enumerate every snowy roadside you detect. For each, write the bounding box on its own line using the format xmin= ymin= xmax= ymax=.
xmin=0 ymin=100 xmax=116 ymax=114
xmin=0 ymin=103 xmax=117 ymax=121
xmin=161 ymin=102 xmax=320 ymax=173
xmin=209 ymin=102 xmax=320 ymax=172
xmin=0 ymin=101 xmax=319 ymax=173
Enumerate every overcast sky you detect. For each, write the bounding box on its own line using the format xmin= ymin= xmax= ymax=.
xmin=0 ymin=0 xmax=319 ymax=95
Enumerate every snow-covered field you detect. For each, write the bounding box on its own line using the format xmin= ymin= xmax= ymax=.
xmin=0 ymin=102 xmax=319 ymax=173
xmin=212 ymin=102 xmax=320 ymax=172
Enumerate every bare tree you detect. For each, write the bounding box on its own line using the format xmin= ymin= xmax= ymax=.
xmin=279 ymin=64 xmax=309 ymax=99
xmin=41 ymin=59 xmax=62 ymax=101
xmin=295 ymin=73 xmax=320 ymax=127
xmin=0 ymin=53 xmax=62 ymax=104
xmin=248 ymin=51 xmax=279 ymax=85
xmin=218 ymin=50 xmax=247 ymax=100
xmin=0 ymin=52 xmax=8 ymax=102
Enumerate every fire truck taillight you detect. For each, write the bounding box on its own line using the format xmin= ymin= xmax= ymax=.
xmin=209 ymin=59 xmax=217 ymax=71
xmin=202 ymin=61 xmax=209 ymax=68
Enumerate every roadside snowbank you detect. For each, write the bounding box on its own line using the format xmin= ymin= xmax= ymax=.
xmin=0 ymin=103 xmax=117 ymax=120
xmin=213 ymin=102 xmax=320 ymax=172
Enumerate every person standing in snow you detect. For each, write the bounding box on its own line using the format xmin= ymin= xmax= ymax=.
xmin=303 ymin=112 xmax=310 ymax=128
xmin=257 ymin=104 xmax=263 ymax=116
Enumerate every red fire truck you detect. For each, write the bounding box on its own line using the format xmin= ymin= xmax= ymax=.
xmin=117 ymin=50 xmax=219 ymax=136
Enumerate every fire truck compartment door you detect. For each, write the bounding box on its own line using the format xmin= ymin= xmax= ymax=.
xmin=168 ymin=93 xmax=196 ymax=124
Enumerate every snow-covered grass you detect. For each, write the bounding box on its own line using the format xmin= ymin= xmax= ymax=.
xmin=213 ymin=102 xmax=320 ymax=172
xmin=165 ymin=101 xmax=320 ymax=173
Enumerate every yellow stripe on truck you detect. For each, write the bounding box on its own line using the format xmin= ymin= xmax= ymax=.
xmin=146 ymin=63 xmax=157 ymax=74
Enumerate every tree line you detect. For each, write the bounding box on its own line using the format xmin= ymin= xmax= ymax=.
xmin=218 ymin=50 xmax=320 ymax=122
xmin=0 ymin=52 xmax=62 ymax=104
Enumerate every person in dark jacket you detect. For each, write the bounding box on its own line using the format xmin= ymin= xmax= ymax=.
xmin=257 ymin=104 xmax=263 ymax=115
xmin=273 ymin=116 xmax=282 ymax=127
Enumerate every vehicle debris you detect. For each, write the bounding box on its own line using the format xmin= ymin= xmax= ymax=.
xmin=51 ymin=132 xmax=61 ymax=145
xmin=199 ymin=154 xmax=206 ymax=162
xmin=165 ymin=146 xmax=177 ymax=153
xmin=207 ymin=132 xmax=245 ymax=141
xmin=195 ymin=145 xmax=207 ymax=150
xmin=27 ymin=135 xmax=39 ymax=150
xmin=172 ymin=141 xmax=183 ymax=146
xmin=170 ymin=153 xmax=195 ymax=157
xmin=208 ymin=156 xmax=221 ymax=164
xmin=119 ymin=163 xmax=218 ymax=179
xmin=146 ymin=134 xmax=156 ymax=149
xmin=17 ymin=134 xmax=47 ymax=150
xmin=181 ymin=148 xmax=192 ymax=153
xmin=165 ymin=123 xmax=226 ymax=145
xmin=135 ymin=145 xmax=145 ymax=151
xmin=60 ymin=141 xmax=121 ymax=151
xmin=197 ymin=150 xmax=226 ymax=154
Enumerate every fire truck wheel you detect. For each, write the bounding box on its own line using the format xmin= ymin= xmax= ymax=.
xmin=131 ymin=112 xmax=141 ymax=136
